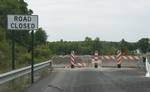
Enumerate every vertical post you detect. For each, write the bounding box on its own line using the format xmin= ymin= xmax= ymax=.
xmin=12 ymin=30 xmax=15 ymax=70
xmin=94 ymin=50 xmax=99 ymax=68
xmin=70 ymin=51 xmax=75 ymax=68
xmin=31 ymin=30 xmax=34 ymax=83
xmin=116 ymin=50 xmax=122 ymax=68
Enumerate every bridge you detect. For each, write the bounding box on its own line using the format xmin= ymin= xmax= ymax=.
xmin=0 ymin=55 xmax=150 ymax=92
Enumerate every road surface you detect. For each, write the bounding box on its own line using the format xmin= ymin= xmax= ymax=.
xmin=25 ymin=68 xmax=150 ymax=92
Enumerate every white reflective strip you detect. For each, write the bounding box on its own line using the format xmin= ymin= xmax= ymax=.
xmin=70 ymin=61 xmax=74 ymax=65
xmin=77 ymin=63 xmax=82 ymax=66
xmin=122 ymin=56 xmax=128 ymax=60
xmin=117 ymin=58 xmax=121 ymax=62
xmin=128 ymin=56 xmax=134 ymax=60
xmin=117 ymin=56 xmax=121 ymax=60
xmin=95 ymin=53 xmax=98 ymax=56
xmin=82 ymin=63 xmax=86 ymax=67
xmin=134 ymin=56 xmax=140 ymax=60
xmin=104 ymin=56 xmax=110 ymax=60
xmin=111 ymin=56 xmax=115 ymax=60
xmin=94 ymin=57 xmax=98 ymax=60
xmin=71 ymin=57 xmax=75 ymax=62
xmin=117 ymin=61 xmax=121 ymax=64
xmin=117 ymin=52 xmax=121 ymax=56
xmin=94 ymin=60 xmax=98 ymax=62
xmin=71 ymin=54 xmax=75 ymax=58
xmin=116 ymin=54 xmax=121 ymax=58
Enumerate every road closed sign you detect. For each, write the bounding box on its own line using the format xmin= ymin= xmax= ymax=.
xmin=7 ymin=15 xmax=38 ymax=30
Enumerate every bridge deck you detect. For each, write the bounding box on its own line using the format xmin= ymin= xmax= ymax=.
xmin=24 ymin=68 xmax=150 ymax=92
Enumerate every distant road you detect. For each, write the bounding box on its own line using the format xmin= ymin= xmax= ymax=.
xmin=25 ymin=68 xmax=150 ymax=92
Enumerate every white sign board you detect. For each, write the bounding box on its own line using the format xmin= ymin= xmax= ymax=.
xmin=7 ymin=15 xmax=38 ymax=30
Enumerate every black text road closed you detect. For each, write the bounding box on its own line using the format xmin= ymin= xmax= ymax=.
xmin=7 ymin=15 xmax=38 ymax=30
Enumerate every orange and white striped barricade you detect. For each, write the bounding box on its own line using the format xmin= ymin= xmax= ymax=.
xmin=76 ymin=62 xmax=86 ymax=68
xmin=70 ymin=51 xmax=75 ymax=68
xmin=103 ymin=55 xmax=115 ymax=62
xmin=77 ymin=63 xmax=82 ymax=68
xmin=121 ymin=55 xmax=143 ymax=68
xmin=94 ymin=51 xmax=99 ymax=68
xmin=101 ymin=55 xmax=116 ymax=67
xmin=122 ymin=55 xmax=142 ymax=61
xmin=115 ymin=50 xmax=122 ymax=68
xmin=82 ymin=63 xmax=86 ymax=67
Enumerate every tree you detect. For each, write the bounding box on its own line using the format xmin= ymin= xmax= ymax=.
xmin=127 ymin=42 xmax=137 ymax=51
xmin=92 ymin=37 xmax=101 ymax=53
xmin=120 ymin=39 xmax=128 ymax=54
xmin=35 ymin=28 xmax=47 ymax=46
xmin=137 ymin=38 xmax=149 ymax=54
xmin=83 ymin=37 xmax=93 ymax=54
xmin=148 ymin=43 xmax=150 ymax=52
xmin=85 ymin=36 xmax=92 ymax=42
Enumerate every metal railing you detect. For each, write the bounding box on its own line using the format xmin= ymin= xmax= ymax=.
xmin=0 ymin=60 xmax=52 ymax=85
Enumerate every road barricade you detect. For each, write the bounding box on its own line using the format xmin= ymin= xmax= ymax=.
xmin=101 ymin=55 xmax=143 ymax=68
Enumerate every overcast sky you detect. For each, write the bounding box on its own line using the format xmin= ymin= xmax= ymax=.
xmin=25 ymin=0 xmax=150 ymax=42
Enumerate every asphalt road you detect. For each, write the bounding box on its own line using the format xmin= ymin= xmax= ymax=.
xmin=25 ymin=68 xmax=150 ymax=92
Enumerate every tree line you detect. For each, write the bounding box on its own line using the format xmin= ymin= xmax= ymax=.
xmin=48 ymin=37 xmax=150 ymax=55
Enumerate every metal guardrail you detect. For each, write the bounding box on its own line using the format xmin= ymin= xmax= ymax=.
xmin=0 ymin=60 xmax=52 ymax=85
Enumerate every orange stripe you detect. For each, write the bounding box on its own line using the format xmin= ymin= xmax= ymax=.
xmin=70 ymin=53 xmax=75 ymax=65
xmin=116 ymin=51 xmax=122 ymax=64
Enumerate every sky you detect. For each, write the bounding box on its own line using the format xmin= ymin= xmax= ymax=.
xmin=25 ymin=0 xmax=150 ymax=42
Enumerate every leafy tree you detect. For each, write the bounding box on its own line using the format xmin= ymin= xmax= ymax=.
xmin=48 ymin=38 xmax=148 ymax=56
xmin=84 ymin=36 xmax=92 ymax=42
xmin=84 ymin=37 xmax=92 ymax=54
xmin=137 ymin=38 xmax=149 ymax=53
xmin=92 ymin=37 xmax=101 ymax=52
xmin=120 ymin=39 xmax=128 ymax=54
xmin=35 ymin=28 xmax=47 ymax=46
xmin=128 ymin=42 xmax=137 ymax=51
